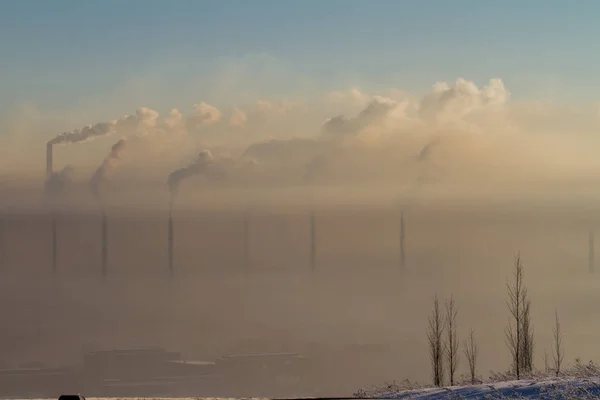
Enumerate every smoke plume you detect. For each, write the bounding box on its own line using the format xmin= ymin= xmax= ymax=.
xmin=167 ymin=150 xmax=215 ymax=199
xmin=44 ymin=165 xmax=75 ymax=199
xmin=163 ymin=108 xmax=184 ymax=132
xmin=185 ymin=103 xmax=221 ymax=132
xmin=46 ymin=106 xmax=164 ymax=148
xmin=322 ymin=96 xmax=401 ymax=139
xmin=118 ymin=107 xmax=160 ymax=135
xmin=5 ymin=75 xmax=600 ymax=210
xmin=418 ymin=78 xmax=509 ymax=123
xmin=47 ymin=121 xmax=117 ymax=147
xmin=229 ymin=106 xmax=247 ymax=127
xmin=90 ymin=139 xmax=127 ymax=200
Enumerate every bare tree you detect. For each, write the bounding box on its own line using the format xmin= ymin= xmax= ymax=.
xmin=544 ymin=350 xmax=549 ymax=373
xmin=427 ymin=294 xmax=445 ymax=387
xmin=463 ymin=329 xmax=478 ymax=384
xmin=552 ymin=309 xmax=564 ymax=376
xmin=506 ymin=253 xmax=532 ymax=379
xmin=519 ymin=298 xmax=534 ymax=373
xmin=445 ymin=295 xmax=459 ymax=386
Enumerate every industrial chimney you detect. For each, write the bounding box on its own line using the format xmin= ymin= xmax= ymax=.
xmin=51 ymin=216 xmax=57 ymax=273
xmin=46 ymin=143 xmax=53 ymax=178
xmin=400 ymin=211 xmax=405 ymax=268
xmin=101 ymin=211 xmax=108 ymax=277
xmin=243 ymin=212 xmax=250 ymax=271
xmin=310 ymin=212 xmax=316 ymax=271
xmin=589 ymin=230 xmax=595 ymax=273
xmin=0 ymin=215 xmax=3 ymax=268
xmin=168 ymin=205 xmax=174 ymax=275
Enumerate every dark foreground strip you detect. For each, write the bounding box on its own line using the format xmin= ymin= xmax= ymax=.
xmin=272 ymin=397 xmax=356 ymax=400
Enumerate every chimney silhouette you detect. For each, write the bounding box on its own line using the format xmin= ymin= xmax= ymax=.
xmin=400 ymin=211 xmax=405 ymax=268
xmin=168 ymin=205 xmax=174 ymax=275
xmin=589 ymin=230 xmax=595 ymax=273
xmin=0 ymin=214 xmax=4 ymax=269
xmin=310 ymin=212 xmax=316 ymax=271
xmin=243 ymin=213 xmax=250 ymax=271
xmin=101 ymin=211 xmax=108 ymax=277
xmin=51 ymin=216 xmax=57 ymax=273
xmin=46 ymin=143 xmax=53 ymax=178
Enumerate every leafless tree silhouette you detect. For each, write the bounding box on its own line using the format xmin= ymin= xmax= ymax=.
xmin=445 ymin=294 xmax=459 ymax=386
xmin=553 ymin=309 xmax=564 ymax=376
xmin=427 ymin=294 xmax=445 ymax=387
xmin=463 ymin=328 xmax=478 ymax=385
xmin=520 ymin=298 xmax=534 ymax=373
xmin=505 ymin=253 xmax=533 ymax=378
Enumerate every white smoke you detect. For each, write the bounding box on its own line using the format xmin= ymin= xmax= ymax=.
xmin=327 ymin=88 xmax=370 ymax=108
xmin=90 ymin=139 xmax=127 ymax=199
xmin=185 ymin=102 xmax=221 ymax=132
xmin=126 ymin=107 xmax=160 ymax=134
xmin=166 ymin=149 xmax=265 ymax=198
xmin=244 ymin=138 xmax=322 ymax=163
xmin=22 ymin=75 xmax=600 ymax=207
xmin=231 ymin=78 xmax=515 ymax=187
xmin=48 ymin=121 xmax=116 ymax=146
xmin=322 ymin=96 xmax=402 ymax=138
xmin=256 ymin=100 xmax=295 ymax=117
xmin=167 ymin=150 xmax=215 ymax=197
xmin=47 ymin=107 xmax=162 ymax=147
xmin=229 ymin=106 xmax=247 ymax=126
xmin=418 ymin=78 xmax=509 ymax=122
xmin=163 ymin=108 xmax=184 ymax=132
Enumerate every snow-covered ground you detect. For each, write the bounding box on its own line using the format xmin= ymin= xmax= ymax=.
xmin=6 ymin=374 xmax=600 ymax=400
xmin=5 ymin=381 xmax=600 ymax=399
xmin=357 ymin=378 xmax=600 ymax=399
xmin=354 ymin=362 xmax=600 ymax=398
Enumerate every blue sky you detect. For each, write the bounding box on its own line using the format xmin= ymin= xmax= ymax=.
xmin=2 ymin=0 xmax=600 ymax=116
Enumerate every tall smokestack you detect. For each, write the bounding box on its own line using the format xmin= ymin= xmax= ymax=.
xmin=168 ymin=203 xmax=174 ymax=275
xmin=46 ymin=143 xmax=53 ymax=178
xmin=400 ymin=211 xmax=405 ymax=268
xmin=101 ymin=211 xmax=108 ymax=277
xmin=51 ymin=216 xmax=57 ymax=273
xmin=310 ymin=212 xmax=316 ymax=271
xmin=589 ymin=230 xmax=595 ymax=273
xmin=243 ymin=212 xmax=250 ymax=271
xmin=0 ymin=214 xmax=4 ymax=269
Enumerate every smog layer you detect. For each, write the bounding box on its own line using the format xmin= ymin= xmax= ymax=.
xmin=2 ymin=77 xmax=600 ymax=210
xmin=2 ymin=78 xmax=600 ymax=395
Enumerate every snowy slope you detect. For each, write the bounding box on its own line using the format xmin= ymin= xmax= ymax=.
xmin=5 ymin=382 xmax=600 ymax=399
xmin=6 ymin=379 xmax=600 ymax=399
xmin=359 ymin=378 xmax=600 ymax=399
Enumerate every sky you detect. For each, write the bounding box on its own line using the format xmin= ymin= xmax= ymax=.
xmin=2 ymin=0 xmax=600 ymax=117
xmin=3 ymin=0 xmax=600 ymax=191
